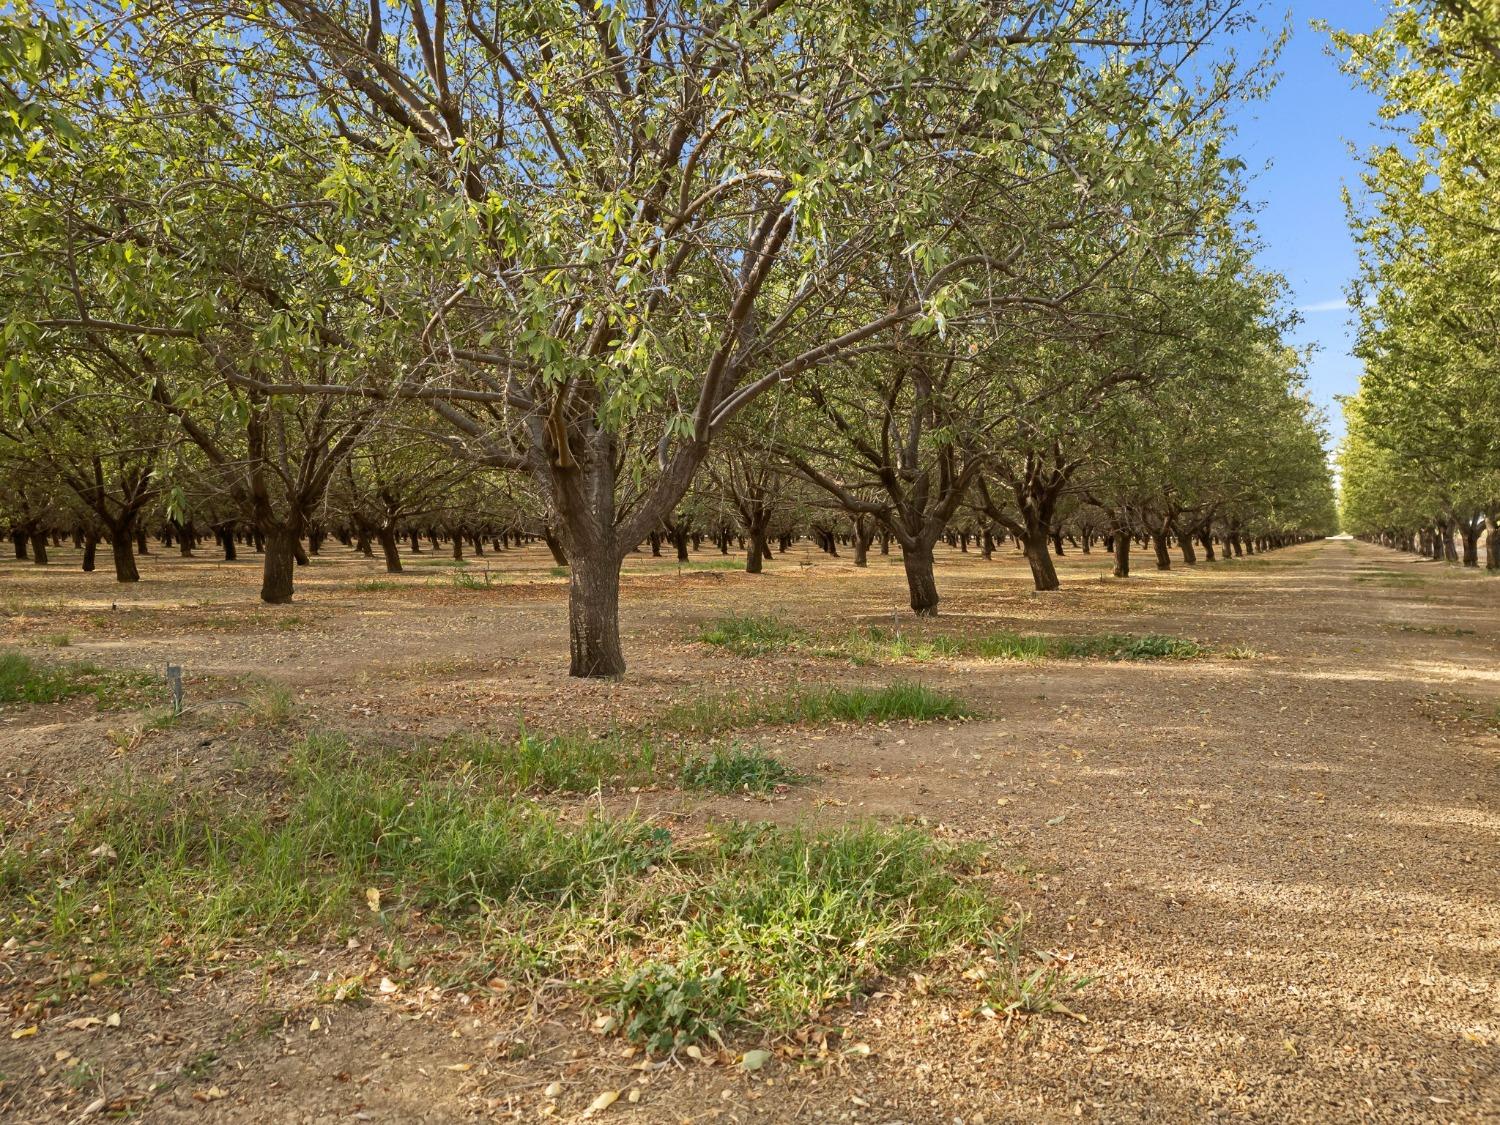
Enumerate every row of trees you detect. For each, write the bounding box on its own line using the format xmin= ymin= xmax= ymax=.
xmin=1 ymin=1 xmax=1335 ymax=676
xmin=1335 ymin=1 xmax=1499 ymax=565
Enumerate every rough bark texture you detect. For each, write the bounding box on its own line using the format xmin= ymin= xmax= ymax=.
xmin=567 ymin=552 xmax=625 ymax=677
xmin=378 ymin=527 xmax=403 ymax=573
xmin=901 ymin=544 xmax=940 ymax=616
xmin=110 ymin=534 xmax=140 ymax=582
xmin=260 ymin=526 xmax=298 ymax=604
xmin=1023 ymin=531 xmax=1061 ymax=591
xmin=1113 ymin=530 xmax=1131 ymax=578
xmin=1152 ymin=532 xmax=1172 ymax=570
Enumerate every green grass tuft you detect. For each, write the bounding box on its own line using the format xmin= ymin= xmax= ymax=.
xmin=663 ymin=681 xmax=970 ymax=735
xmin=679 ymin=745 xmax=800 ymax=794
xmin=1 ymin=744 xmax=1009 ymax=1049
xmin=0 ymin=652 xmax=154 ymax=707
xmin=700 ymin=618 xmax=1207 ymax=664
xmin=699 ymin=615 xmax=801 ymax=656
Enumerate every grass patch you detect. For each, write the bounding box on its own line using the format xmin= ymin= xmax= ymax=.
xmin=680 ymin=745 xmax=800 ymax=794
xmin=351 ymin=578 xmax=405 ymax=592
xmin=1353 ymin=571 xmax=1427 ymax=588
xmin=452 ymin=568 xmax=497 ymax=590
xmin=445 ymin=726 xmax=665 ymax=793
xmin=45 ymin=632 xmax=72 ymax=647
xmin=2 ymin=739 xmax=1013 ymax=1048
xmin=0 ymin=652 xmax=155 ymax=708
xmin=698 ymin=615 xmax=800 ymax=656
xmin=699 ymin=616 xmax=1208 ymax=664
xmin=549 ymin=565 xmax=570 ymax=578
xmin=663 ymin=681 xmax=970 ymax=736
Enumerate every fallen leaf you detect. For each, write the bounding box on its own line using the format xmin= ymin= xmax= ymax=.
xmin=10 ymin=1025 xmax=37 ymax=1039
xmin=1046 ymin=814 xmax=1067 ymax=827
xmin=65 ymin=1017 xmax=103 ymax=1031
xmin=580 ymin=1089 xmax=619 ymax=1118
xmin=379 ymin=977 xmax=399 ymax=994
xmin=740 ymin=1049 xmax=771 ymax=1072
xmin=365 ymin=887 xmax=381 ymax=913
xmin=105 ymin=1013 xmax=121 ymax=1028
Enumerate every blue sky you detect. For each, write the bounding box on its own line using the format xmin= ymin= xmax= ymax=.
xmin=1229 ymin=2 xmax=1389 ymax=448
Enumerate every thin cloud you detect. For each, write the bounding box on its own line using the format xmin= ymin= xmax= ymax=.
xmin=1299 ymin=299 xmax=1349 ymax=313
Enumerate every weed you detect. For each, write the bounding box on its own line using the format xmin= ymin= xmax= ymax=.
xmin=352 ymin=579 xmax=402 ymax=592
xmin=699 ymin=615 xmax=801 ymax=656
xmin=452 ymin=568 xmax=496 ymax=590
xmin=597 ymin=962 xmax=738 ymax=1053
xmin=1 ymin=745 xmax=1008 ymax=1050
xmin=548 ymin=566 xmax=570 ymax=578
xmin=680 ymin=745 xmax=800 ymax=794
xmin=662 ymin=681 xmax=971 ymax=735
xmin=46 ymin=632 xmax=72 ymax=647
xmin=444 ymin=726 xmax=663 ymax=793
xmin=247 ymin=682 xmax=295 ymax=726
xmin=0 ymin=652 xmax=154 ymax=708
xmin=700 ymin=620 xmax=1207 ymax=664
xmin=977 ymin=920 xmax=1093 ymax=1019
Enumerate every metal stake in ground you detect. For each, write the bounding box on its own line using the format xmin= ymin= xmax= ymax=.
xmin=165 ymin=664 xmax=183 ymax=716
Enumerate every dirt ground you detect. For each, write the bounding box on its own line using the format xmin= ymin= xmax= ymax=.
xmin=1 ymin=536 xmax=1496 ymax=1123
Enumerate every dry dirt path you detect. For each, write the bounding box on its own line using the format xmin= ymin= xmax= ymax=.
xmin=2 ymin=538 xmax=1496 ymax=1123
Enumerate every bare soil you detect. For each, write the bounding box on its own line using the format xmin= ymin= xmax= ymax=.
xmin=1 ymin=537 xmax=1496 ymax=1123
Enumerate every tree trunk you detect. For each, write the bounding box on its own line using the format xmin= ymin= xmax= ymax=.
xmin=1023 ymin=530 xmax=1060 ymax=591
xmin=1152 ymin=532 xmax=1172 ymax=570
xmin=378 ymin=526 xmax=403 ymax=573
xmin=82 ymin=533 xmax=98 ymax=573
xmin=261 ymin=525 xmax=298 ymax=604
xmin=746 ymin=523 xmax=769 ymax=574
xmin=1178 ymin=529 xmax=1197 ymax=566
xmin=542 ymin=527 xmax=569 ymax=566
xmin=901 ymin=542 xmax=940 ymax=616
xmin=1486 ymin=522 xmax=1499 ymax=570
xmin=110 ymin=531 xmax=141 ymax=582
xmin=1460 ymin=521 xmax=1480 ymax=567
xmin=29 ymin=532 xmax=48 ymax=565
xmin=568 ymin=551 xmax=625 ymax=677
xmin=10 ymin=529 xmax=26 ymax=559
xmin=852 ymin=518 xmax=874 ymax=567
xmin=220 ymin=522 xmax=238 ymax=561
xmin=1113 ymin=529 xmax=1131 ymax=578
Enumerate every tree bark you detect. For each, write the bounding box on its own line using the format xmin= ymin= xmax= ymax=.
xmin=82 ymin=533 xmax=98 ymax=573
xmin=1023 ymin=529 xmax=1060 ymax=591
xmin=29 ymin=532 xmax=48 ymax=565
xmin=746 ymin=522 xmax=769 ymax=574
xmin=1113 ymin=528 xmax=1131 ymax=578
xmin=901 ymin=542 xmax=940 ymax=616
xmin=261 ymin=525 xmax=298 ymax=603
xmin=109 ymin=531 xmax=140 ymax=582
xmin=378 ymin=526 xmax=403 ymax=573
xmin=567 ymin=551 xmax=625 ymax=677
xmin=1152 ymin=531 xmax=1172 ymax=570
